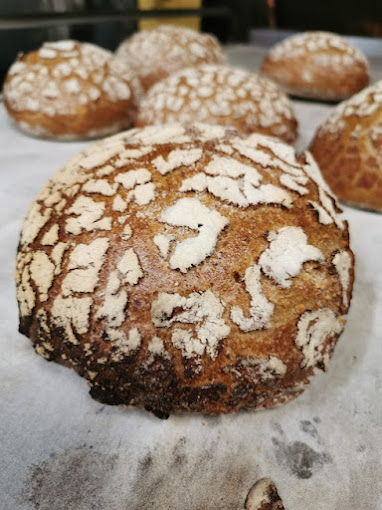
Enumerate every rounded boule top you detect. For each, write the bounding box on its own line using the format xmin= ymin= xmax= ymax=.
xmin=16 ymin=123 xmax=354 ymax=416
xmin=115 ymin=24 xmax=225 ymax=92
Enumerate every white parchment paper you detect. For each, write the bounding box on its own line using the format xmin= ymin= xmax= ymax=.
xmin=1 ymin=46 xmax=382 ymax=510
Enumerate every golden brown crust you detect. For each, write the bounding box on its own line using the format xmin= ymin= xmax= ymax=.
xmin=15 ymin=124 xmax=354 ymax=417
xmin=136 ymin=65 xmax=298 ymax=144
xmin=261 ymin=31 xmax=370 ymax=101
xmin=3 ymin=40 xmax=139 ymax=140
xmin=310 ymin=81 xmax=382 ymax=212
xmin=115 ymin=25 xmax=225 ymax=92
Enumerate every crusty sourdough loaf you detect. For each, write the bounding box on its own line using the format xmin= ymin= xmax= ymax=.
xmin=115 ymin=24 xmax=225 ymax=92
xmin=245 ymin=479 xmax=285 ymax=510
xmin=261 ymin=31 xmax=369 ymax=101
xmin=16 ymin=123 xmax=354 ymax=417
xmin=310 ymin=80 xmax=382 ymax=212
xmin=136 ymin=65 xmax=298 ymax=144
xmin=3 ymin=40 xmax=139 ymax=140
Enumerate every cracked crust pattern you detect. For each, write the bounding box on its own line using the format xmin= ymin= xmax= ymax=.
xmin=115 ymin=25 xmax=225 ymax=92
xmin=3 ymin=40 xmax=140 ymax=140
xmin=136 ymin=65 xmax=298 ymax=144
xmin=16 ymin=124 xmax=354 ymax=417
xmin=310 ymin=80 xmax=382 ymax=211
xmin=261 ymin=31 xmax=369 ymax=101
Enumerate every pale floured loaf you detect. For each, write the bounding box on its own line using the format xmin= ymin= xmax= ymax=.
xmin=136 ymin=65 xmax=298 ymax=144
xmin=115 ymin=24 xmax=225 ymax=92
xmin=3 ymin=40 xmax=140 ymax=140
xmin=261 ymin=31 xmax=369 ymax=101
xmin=310 ymin=80 xmax=382 ymax=212
xmin=16 ymin=123 xmax=354 ymax=417
xmin=245 ymin=479 xmax=285 ymax=510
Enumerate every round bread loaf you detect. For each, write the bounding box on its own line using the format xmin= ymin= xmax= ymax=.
xmin=16 ymin=123 xmax=354 ymax=417
xmin=245 ymin=479 xmax=285 ymax=510
xmin=261 ymin=31 xmax=369 ymax=101
xmin=310 ymin=80 xmax=382 ymax=212
xmin=136 ymin=65 xmax=298 ymax=144
xmin=115 ymin=24 xmax=225 ymax=92
xmin=3 ymin=40 xmax=139 ymax=140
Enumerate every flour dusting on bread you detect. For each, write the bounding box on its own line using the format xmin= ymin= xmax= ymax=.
xmin=15 ymin=124 xmax=353 ymax=416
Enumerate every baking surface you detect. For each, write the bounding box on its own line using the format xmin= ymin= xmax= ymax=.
xmin=1 ymin=44 xmax=382 ymax=510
